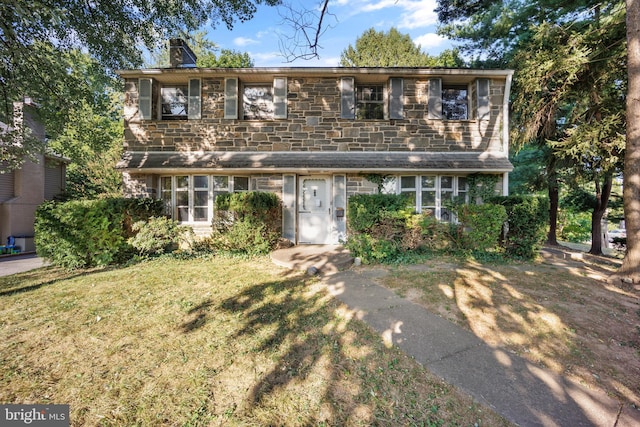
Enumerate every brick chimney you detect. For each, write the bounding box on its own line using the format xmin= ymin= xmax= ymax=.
xmin=169 ymin=39 xmax=197 ymax=68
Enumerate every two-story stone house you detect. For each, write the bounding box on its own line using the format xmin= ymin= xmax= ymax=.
xmin=117 ymin=39 xmax=513 ymax=244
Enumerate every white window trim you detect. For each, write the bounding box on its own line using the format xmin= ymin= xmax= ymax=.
xmin=395 ymin=174 xmax=469 ymax=222
xmin=159 ymin=175 xmax=252 ymax=224
xmin=232 ymin=78 xmax=288 ymax=121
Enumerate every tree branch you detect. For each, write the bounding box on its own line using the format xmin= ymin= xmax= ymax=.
xmin=277 ymin=0 xmax=336 ymax=62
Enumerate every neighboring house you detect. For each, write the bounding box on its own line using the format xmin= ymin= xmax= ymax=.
xmin=0 ymin=100 xmax=67 ymax=252
xmin=116 ymin=39 xmax=514 ymax=244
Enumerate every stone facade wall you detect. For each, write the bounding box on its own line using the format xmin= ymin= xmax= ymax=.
xmin=346 ymin=175 xmax=378 ymax=197
xmin=251 ymin=174 xmax=283 ymax=199
xmin=122 ymin=173 xmax=158 ymax=198
xmin=123 ymin=76 xmax=506 ymax=154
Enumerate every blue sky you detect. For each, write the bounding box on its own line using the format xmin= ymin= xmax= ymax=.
xmin=206 ymin=0 xmax=454 ymax=67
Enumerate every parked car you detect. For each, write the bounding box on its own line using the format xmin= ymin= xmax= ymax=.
xmin=608 ymin=229 xmax=626 ymax=242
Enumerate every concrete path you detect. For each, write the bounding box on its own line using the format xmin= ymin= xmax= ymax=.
xmin=0 ymin=254 xmax=48 ymax=277
xmin=321 ymin=268 xmax=640 ymax=427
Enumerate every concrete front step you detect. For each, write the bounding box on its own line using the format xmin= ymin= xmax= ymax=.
xmin=271 ymin=244 xmax=353 ymax=275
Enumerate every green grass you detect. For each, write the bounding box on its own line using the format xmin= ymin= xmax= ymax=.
xmin=0 ymin=256 xmax=511 ymax=426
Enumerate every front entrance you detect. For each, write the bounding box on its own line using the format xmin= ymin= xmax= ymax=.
xmin=298 ymin=176 xmax=331 ymax=244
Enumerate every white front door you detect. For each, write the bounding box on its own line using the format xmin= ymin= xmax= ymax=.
xmin=298 ymin=176 xmax=331 ymax=244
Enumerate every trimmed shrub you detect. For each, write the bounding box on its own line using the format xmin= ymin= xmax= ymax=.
xmin=347 ymin=193 xmax=412 ymax=233
xmin=128 ymin=216 xmax=193 ymax=256
xmin=488 ymin=195 xmax=549 ymax=259
xmin=456 ymin=203 xmax=507 ymax=251
xmin=345 ymin=193 xmax=508 ymax=263
xmin=211 ymin=191 xmax=282 ymax=255
xmin=35 ymin=198 xmax=163 ymax=269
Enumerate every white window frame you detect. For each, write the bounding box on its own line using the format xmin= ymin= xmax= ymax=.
xmin=160 ymin=84 xmax=189 ymax=120
xmin=341 ymin=78 xmax=404 ymax=120
xmin=138 ymin=78 xmax=200 ymax=121
xmin=160 ymin=175 xmax=252 ymax=223
xmin=243 ymin=82 xmax=275 ymax=120
xmin=394 ymin=174 xmax=469 ymax=222
xmin=241 ymin=78 xmax=288 ymax=120
xmin=428 ymin=79 xmax=473 ymax=121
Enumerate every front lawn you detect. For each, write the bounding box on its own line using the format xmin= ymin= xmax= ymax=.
xmin=380 ymin=250 xmax=640 ymax=407
xmin=0 ymin=256 xmax=510 ymax=426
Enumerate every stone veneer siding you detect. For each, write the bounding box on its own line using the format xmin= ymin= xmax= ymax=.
xmin=123 ymin=77 xmax=506 ymax=153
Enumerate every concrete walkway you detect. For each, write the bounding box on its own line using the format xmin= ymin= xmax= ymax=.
xmin=0 ymin=254 xmax=48 ymax=277
xmin=272 ymin=245 xmax=640 ymax=426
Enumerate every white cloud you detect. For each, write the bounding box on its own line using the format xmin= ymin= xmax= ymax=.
xmin=234 ymin=36 xmax=259 ymax=47
xmin=333 ymin=0 xmax=438 ymax=29
xmin=397 ymin=1 xmax=439 ymax=29
xmin=413 ymin=32 xmax=446 ymax=49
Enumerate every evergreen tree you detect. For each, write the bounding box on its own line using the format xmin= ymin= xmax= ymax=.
xmin=340 ymin=28 xmax=464 ymax=67
xmin=437 ymin=0 xmax=628 ymax=257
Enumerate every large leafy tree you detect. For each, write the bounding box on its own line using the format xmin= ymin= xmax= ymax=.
xmin=436 ymin=0 xmax=629 ymax=257
xmin=340 ymin=27 xmax=465 ymax=67
xmin=0 ymin=0 xmax=280 ymax=167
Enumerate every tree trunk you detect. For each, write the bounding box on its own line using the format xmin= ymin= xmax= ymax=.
xmin=547 ymin=175 xmax=560 ymax=246
xmin=613 ymin=0 xmax=640 ymax=282
xmin=589 ymin=176 xmax=612 ymax=255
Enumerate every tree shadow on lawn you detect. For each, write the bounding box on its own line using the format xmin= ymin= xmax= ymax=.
xmin=0 ymin=266 xmax=101 ymax=296
xmin=218 ymin=276 xmax=352 ymax=419
xmin=181 ymin=299 xmax=214 ymax=332
xmin=387 ymin=250 xmax=640 ymax=423
xmin=213 ymin=273 xmax=478 ymax=426
xmin=327 ymin=264 xmax=639 ymax=427
xmin=451 ymin=254 xmax=640 ymax=403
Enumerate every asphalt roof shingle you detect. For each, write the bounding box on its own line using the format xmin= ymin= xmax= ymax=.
xmin=116 ymin=151 xmax=513 ymax=173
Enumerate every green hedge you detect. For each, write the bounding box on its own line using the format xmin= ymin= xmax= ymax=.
xmin=488 ymin=195 xmax=549 ymax=259
xmin=345 ymin=194 xmax=510 ymax=263
xmin=211 ymin=191 xmax=282 ymax=255
xmin=35 ymin=198 xmax=163 ymax=269
xmin=347 ymin=193 xmax=411 ymax=232
xmin=456 ymin=203 xmax=507 ymax=252
xmin=128 ymin=216 xmax=193 ymax=257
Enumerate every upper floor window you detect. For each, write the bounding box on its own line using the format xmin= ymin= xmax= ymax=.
xmin=442 ymin=85 xmax=468 ymax=120
xmin=137 ymin=78 xmax=200 ymax=121
xmin=161 ymin=85 xmax=188 ymax=120
xmin=224 ymin=77 xmax=287 ymax=120
xmin=427 ymin=78 xmax=490 ymax=121
xmin=243 ymin=84 xmax=275 ymax=120
xmin=341 ymin=77 xmax=404 ymax=120
xmin=356 ymin=85 xmax=384 ymax=119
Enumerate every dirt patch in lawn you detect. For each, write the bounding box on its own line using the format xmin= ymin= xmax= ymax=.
xmin=377 ymin=246 xmax=640 ymax=406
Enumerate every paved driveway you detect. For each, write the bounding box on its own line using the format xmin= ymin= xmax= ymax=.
xmin=0 ymin=254 xmax=49 ymax=277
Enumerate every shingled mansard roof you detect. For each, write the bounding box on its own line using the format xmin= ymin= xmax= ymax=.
xmin=116 ymin=151 xmax=513 ymax=174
